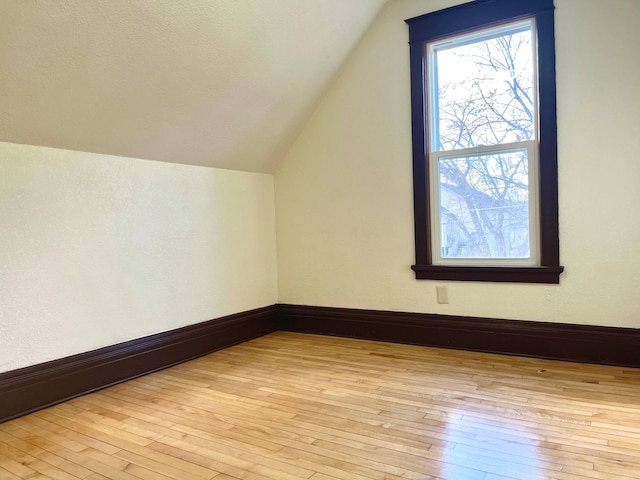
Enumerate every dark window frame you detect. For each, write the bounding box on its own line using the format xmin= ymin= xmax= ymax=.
xmin=405 ymin=0 xmax=563 ymax=284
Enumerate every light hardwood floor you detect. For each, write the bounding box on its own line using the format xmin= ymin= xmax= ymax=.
xmin=1 ymin=331 xmax=640 ymax=480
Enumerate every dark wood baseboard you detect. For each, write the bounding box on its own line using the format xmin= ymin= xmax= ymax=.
xmin=3 ymin=303 xmax=638 ymax=424
xmin=0 ymin=305 xmax=277 ymax=424
xmin=278 ymin=304 xmax=640 ymax=368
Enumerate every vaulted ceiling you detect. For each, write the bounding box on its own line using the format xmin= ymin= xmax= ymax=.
xmin=0 ymin=0 xmax=388 ymax=172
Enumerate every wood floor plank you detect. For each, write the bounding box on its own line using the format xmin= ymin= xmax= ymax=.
xmin=2 ymin=332 xmax=640 ymax=479
xmin=0 ymin=429 xmax=93 ymax=479
xmin=0 ymin=466 xmax=22 ymax=480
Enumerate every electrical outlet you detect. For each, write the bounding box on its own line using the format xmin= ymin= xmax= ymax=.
xmin=436 ymin=286 xmax=449 ymax=304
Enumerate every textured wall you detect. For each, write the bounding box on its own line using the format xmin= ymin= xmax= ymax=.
xmin=0 ymin=0 xmax=386 ymax=172
xmin=0 ymin=142 xmax=277 ymax=373
xmin=275 ymin=0 xmax=640 ymax=327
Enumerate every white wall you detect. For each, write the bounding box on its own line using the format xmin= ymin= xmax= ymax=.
xmin=0 ymin=142 xmax=278 ymax=372
xmin=275 ymin=0 xmax=640 ymax=328
xmin=0 ymin=0 xmax=387 ymax=173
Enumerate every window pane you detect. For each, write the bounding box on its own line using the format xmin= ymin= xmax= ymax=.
xmin=438 ymin=149 xmax=531 ymax=259
xmin=430 ymin=21 xmax=535 ymax=152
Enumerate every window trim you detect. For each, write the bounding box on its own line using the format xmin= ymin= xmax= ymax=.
xmin=405 ymin=0 xmax=563 ymax=284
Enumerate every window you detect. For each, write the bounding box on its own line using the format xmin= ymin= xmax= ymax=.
xmin=406 ymin=0 xmax=563 ymax=283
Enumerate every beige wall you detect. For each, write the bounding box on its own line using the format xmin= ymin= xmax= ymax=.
xmin=0 ymin=142 xmax=278 ymax=373
xmin=0 ymin=0 xmax=387 ymax=173
xmin=275 ymin=0 xmax=640 ymax=327
xmin=2 ymin=0 xmax=639 ymax=375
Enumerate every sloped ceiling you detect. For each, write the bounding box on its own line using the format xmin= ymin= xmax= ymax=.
xmin=0 ymin=0 xmax=388 ymax=172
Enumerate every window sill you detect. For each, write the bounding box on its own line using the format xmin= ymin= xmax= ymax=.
xmin=411 ymin=265 xmax=564 ymax=284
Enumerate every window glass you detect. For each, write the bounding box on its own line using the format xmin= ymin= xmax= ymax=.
xmin=428 ymin=20 xmax=535 ymax=152
xmin=433 ymin=146 xmax=535 ymax=262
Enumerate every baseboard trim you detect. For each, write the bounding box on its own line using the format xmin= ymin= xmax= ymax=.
xmin=278 ymin=304 xmax=640 ymax=368
xmin=3 ymin=303 xmax=639 ymax=423
xmin=0 ymin=305 xmax=277 ymax=424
